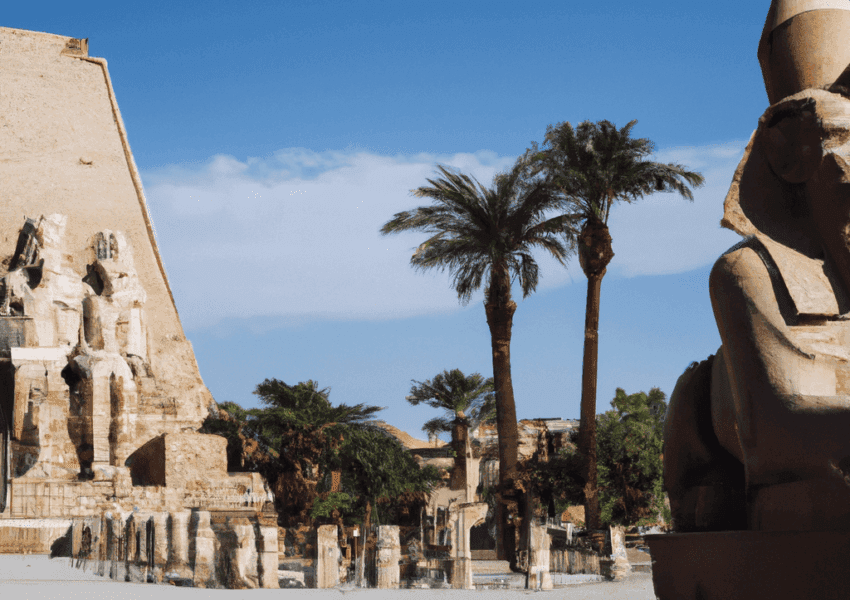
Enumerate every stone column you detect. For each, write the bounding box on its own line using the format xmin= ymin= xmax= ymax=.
xmin=106 ymin=512 xmax=124 ymax=580
xmin=528 ymin=523 xmax=553 ymax=590
xmin=133 ymin=513 xmax=150 ymax=582
xmin=151 ymin=512 xmax=168 ymax=582
xmin=447 ymin=502 xmax=488 ymax=589
xmin=92 ymin=515 xmax=106 ymax=575
xmin=228 ymin=517 xmax=259 ymax=588
xmin=257 ymin=524 xmax=280 ymax=589
xmin=609 ymin=525 xmax=631 ymax=580
xmin=316 ymin=525 xmax=340 ymax=588
xmin=70 ymin=519 xmax=83 ymax=560
xmin=124 ymin=513 xmax=139 ymax=582
xmin=166 ymin=510 xmax=191 ymax=580
xmin=376 ymin=525 xmax=400 ymax=589
xmin=191 ymin=509 xmax=216 ymax=588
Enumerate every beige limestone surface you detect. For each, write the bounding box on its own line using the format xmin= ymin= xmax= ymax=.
xmin=759 ymin=1 xmax=850 ymax=103
xmin=0 ymin=31 xmax=276 ymax=591
xmin=0 ymin=27 xmax=213 ymax=424
xmin=376 ymin=525 xmax=401 ymax=589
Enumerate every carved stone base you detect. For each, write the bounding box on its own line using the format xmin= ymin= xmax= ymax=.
xmin=646 ymin=531 xmax=850 ymax=600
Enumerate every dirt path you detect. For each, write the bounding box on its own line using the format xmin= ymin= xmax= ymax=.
xmin=0 ymin=555 xmax=659 ymax=599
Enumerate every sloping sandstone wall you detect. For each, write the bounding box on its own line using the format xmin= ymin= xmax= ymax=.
xmin=0 ymin=27 xmax=211 ymax=423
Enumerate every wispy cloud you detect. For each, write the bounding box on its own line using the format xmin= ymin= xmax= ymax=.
xmin=142 ymin=143 xmax=747 ymax=329
xmin=607 ymin=141 xmax=746 ymax=277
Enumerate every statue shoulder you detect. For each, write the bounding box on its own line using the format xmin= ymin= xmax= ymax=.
xmin=712 ymin=234 xmax=843 ymax=321
xmin=710 ymin=236 xmax=770 ymax=289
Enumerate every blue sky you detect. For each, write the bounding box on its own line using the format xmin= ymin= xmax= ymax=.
xmin=8 ymin=2 xmax=772 ymax=439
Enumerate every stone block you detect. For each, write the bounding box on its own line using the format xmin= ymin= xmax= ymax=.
xmin=316 ymin=525 xmax=340 ymax=589
xmin=647 ymin=531 xmax=850 ymax=600
xmin=376 ymin=525 xmax=400 ymax=589
xmin=128 ymin=433 xmax=227 ymax=488
xmin=190 ymin=510 xmax=215 ymax=587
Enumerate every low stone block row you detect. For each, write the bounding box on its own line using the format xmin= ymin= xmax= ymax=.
xmin=68 ymin=508 xmax=279 ymax=588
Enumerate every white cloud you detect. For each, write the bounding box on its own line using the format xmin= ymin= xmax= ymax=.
xmin=141 ymin=143 xmax=747 ymax=329
xmin=606 ymin=141 xmax=747 ymax=277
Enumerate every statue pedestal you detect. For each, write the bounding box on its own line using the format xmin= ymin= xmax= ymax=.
xmin=646 ymin=531 xmax=850 ymax=600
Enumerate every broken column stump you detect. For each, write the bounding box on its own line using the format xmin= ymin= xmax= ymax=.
xmin=316 ymin=525 xmax=340 ymax=589
xmin=376 ymin=525 xmax=400 ymax=589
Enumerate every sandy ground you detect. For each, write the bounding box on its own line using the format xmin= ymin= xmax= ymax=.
xmin=0 ymin=555 xmax=658 ymax=600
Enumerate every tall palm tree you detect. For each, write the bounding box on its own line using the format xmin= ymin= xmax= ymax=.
xmin=529 ymin=120 xmax=704 ymax=530
xmin=406 ymin=368 xmax=495 ymax=495
xmin=247 ymin=379 xmax=386 ymax=525
xmin=381 ymin=159 xmax=571 ymax=568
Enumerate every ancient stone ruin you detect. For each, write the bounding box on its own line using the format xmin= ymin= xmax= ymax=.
xmin=651 ymin=2 xmax=850 ymax=598
xmin=0 ymin=27 xmax=278 ymax=587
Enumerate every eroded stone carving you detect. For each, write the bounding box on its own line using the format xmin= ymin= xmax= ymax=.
xmin=446 ymin=501 xmax=487 ymax=589
xmin=0 ymin=27 xmax=276 ymax=588
xmin=665 ymin=0 xmax=850 ymax=534
xmin=68 ymin=508 xmax=279 ymax=589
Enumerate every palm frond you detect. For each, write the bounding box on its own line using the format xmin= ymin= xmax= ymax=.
xmin=381 ymin=157 xmax=570 ymax=305
xmin=533 ymin=119 xmax=704 ymax=226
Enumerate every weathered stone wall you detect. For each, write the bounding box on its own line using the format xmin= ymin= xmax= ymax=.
xmin=0 ymin=26 xmax=213 ymax=437
xmin=0 ymin=471 xmax=267 ymax=523
xmin=66 ymin=508 xmax=279 ymax=588
xmin=163 ymin=433 xmax=228 ymax=488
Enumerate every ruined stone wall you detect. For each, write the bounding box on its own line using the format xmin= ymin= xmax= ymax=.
xmin=0 ymin=27 xmax=212 ymax=425
xmin=0 ymin=31 xmax=270 ymax=566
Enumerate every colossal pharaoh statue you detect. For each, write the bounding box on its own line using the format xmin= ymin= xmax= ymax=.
xmin=664 ymin=0 xmax=850 ymax=533
xmin=0 ymin=28 xmax=279 ymax=587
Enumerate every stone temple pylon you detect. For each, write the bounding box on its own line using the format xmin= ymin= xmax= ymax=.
xmin=0 ymin=30 xmax=278 ymax=572
xmin=0 ymin=26 xmax=214 ymax=476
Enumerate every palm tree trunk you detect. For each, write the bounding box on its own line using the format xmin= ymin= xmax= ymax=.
xmin=485 ymin=269 xmax=520 ymax=569
xmin=579 ymin=271 xmax=603 ymax=530
xmin=449 ymin=419 xmax=468 ymax=493
xmin=577 ymin=218 xmax=613 ymax=532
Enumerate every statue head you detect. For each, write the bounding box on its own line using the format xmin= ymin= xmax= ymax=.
xmin=759 ymin=0 xmax=850 ymax=105
xmin=723 ymin=89 xmax=850 ymax=287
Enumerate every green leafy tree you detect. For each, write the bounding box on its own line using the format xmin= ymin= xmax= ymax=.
xmin=249 ymin=379 xmax=383 ymax=447
xmin=320 ymin=427 xmax=442 ymax=586
xmin=528 ymin=120 xmax=704 ymax=529
xmin=204 ymin=380 xmax=440 ymax=540
xmin=381 ymin=159 xmax=572 ymax=569
xmin=249 ymin=379 xmax=386 ymax=526
xmin=406 ymin=368 xmax=494 ymax=491
xmin=203 ymin=380 xmax=389 ymax=526
xmin=523 ymin=445 xmax=585 ymax=522
xmin=596 ymin=387 xmax=667 ymax=526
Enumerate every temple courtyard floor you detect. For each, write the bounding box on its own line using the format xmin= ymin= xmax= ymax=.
xmin=0 ymin=554 xmax=657 ymax=599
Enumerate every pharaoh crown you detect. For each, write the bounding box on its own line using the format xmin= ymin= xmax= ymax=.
xmin=758 ymin=0 xmax=850 ymax=104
